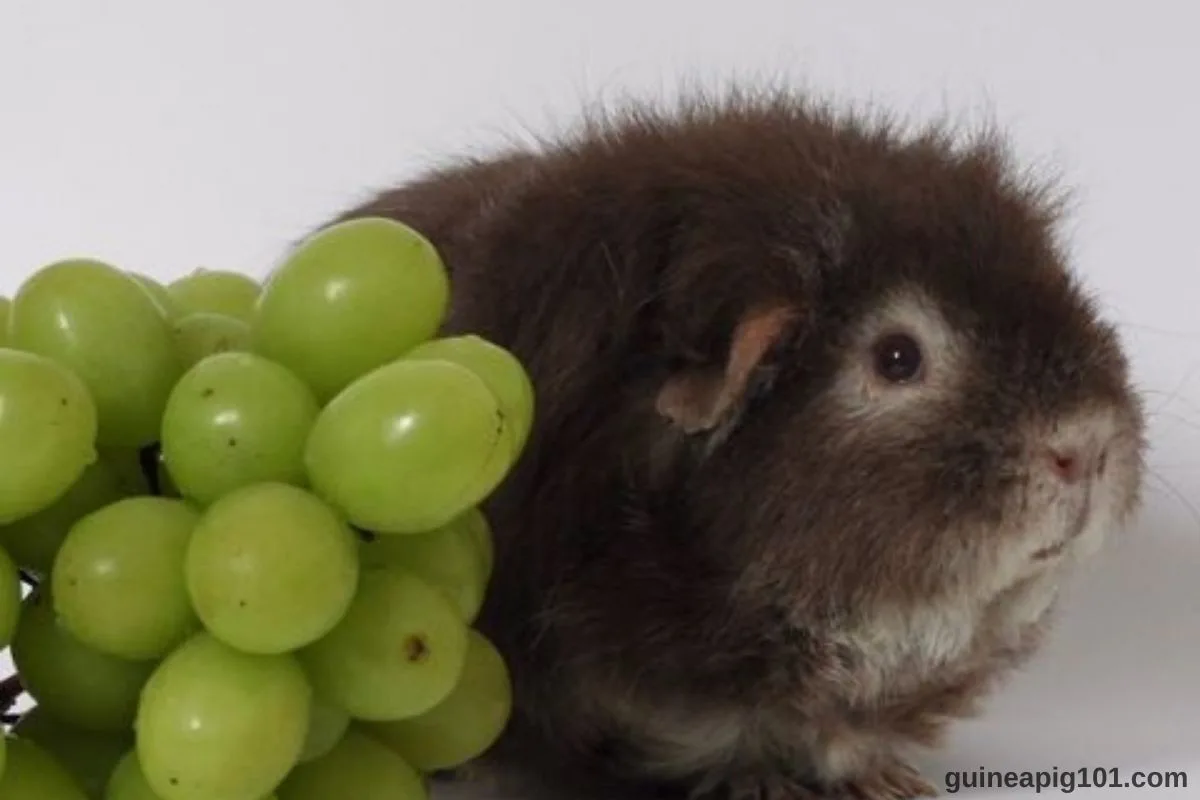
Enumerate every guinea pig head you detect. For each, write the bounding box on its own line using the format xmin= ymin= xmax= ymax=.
xmin=649 ymin=135 xmax=1147 ymax=624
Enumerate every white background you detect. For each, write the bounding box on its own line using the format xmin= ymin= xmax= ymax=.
xmin=2 ymin=2 xmax=1198 ymax=798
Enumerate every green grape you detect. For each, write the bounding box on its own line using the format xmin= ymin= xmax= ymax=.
xmin=11 ymin=588 xmax=155 ymax=732
xmin=104 ymin=751 xmax=167 ymax=800
xmin=167 ymin=269 xmax=260 ymax=323
xmin=453 ymin=436 xmax=513 ymax=535
xmin=172 ymin=313 xmax=251 ymax=370
xmin=130 ymin=274 xmax=178 ymax=320
xmin=404 ymin=335 xmax=535 ymax=457
xmin=298 ymin=698 xmax=350 ymax=763
xmin=304 ymin=359 xmax=506 ymax=534
xmin=14 ymin=705 xmax=131 ymax=797
xmin=1 ymin=543 xmax=18 ymax=646
xmin=0 ymin=732 xmax=5 ymax=784
xmin=251 ymin=217 xmax=449 ymax=402
xmin=359 ymin=511 xmax=488 ymax=623
xmin=185 ymin=483 xmax=359 ymax=654
xmin=136 ymin=632 xmax=311 ymax=800
xmin=0 ymin=458 xmax=127 ymax=576
xmin=161 ymin=352 xmax=318 ymax=506
xmin=156 ymin=453 xmax=181 ymax=498
xmin=0 ymin=736 xmax=88 ymax=799
xmin=276 ymin=729 xmax=426 ymax=800
xmin=52 ymin=496 xmax=200 ymax=660
xmin=365 ymin=629 xmax=512 ymax=771
xmin=0 ymin=295 xmax=10 ymax=346
xmin=300 ymin=564 xmax=468 ymax=721
xmin=8 ymin=258 xmax=182 ymax=447
xmin=0 ymin=348 xmax=99 ymax=524
xmin=106 ymin=752 xmax=279 ymax=800
xmin=464 ymin=508 xmax=494 ymax=582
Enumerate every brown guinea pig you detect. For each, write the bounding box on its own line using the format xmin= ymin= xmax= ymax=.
xmin=319 ymin=89 xmax=1147 ymax=800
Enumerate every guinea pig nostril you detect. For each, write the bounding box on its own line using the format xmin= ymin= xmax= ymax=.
xmin=1048 ymin=448 xmax=1082 ymax=483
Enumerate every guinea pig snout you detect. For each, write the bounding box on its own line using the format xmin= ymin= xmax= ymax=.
xmin=1042 ymin=441 xmax=1106 ymax=484
xmin=1038 ymin=414 xmax=1116 ymax=487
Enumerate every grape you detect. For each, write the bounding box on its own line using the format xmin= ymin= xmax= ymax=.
xmin=251 ymin=217 xmax=449 ymax=402
xmin=0 ymin=736 xmax=88 ymax=799
xmin=161 ymin=352 xmax=319 ymax=506
xmin=8 ymin=258 xmax=182 ymax=447
xmin=464 ymin=508 xmax=494 ymax=582
xmin=185 ymin=483 xmax=359 ymax=654
xmin=105 ymin=751 xmax=168 ymax=800
xmin=1 ymin=543 xmax=18 ymax=647
xmin=300 ymin=564 xmax=468 ymax=721
xmin=304 ymin=359 xmax=507 ymax=534
xmin=298 ymin=698 xmax=350 ymax=763
xmin=0 ymin=348 xmax=99 ymax=524
xmin=275 ymin=729 xmax=426 ymax=800
xmin=11 ymin=588 xmax=155 ymax=732
xmin=107 ymin=751 xmax=278 ymax=800
xmin=136 ymin=632 xmax=311 ymax=800
xmin=130 ymin=274 xmax=179 ymax=320
xmin=365 ymin=629 xmax=512 ymax=771
xmin=0 ymin=295 xmax=11 ymax=346
xmin=405 ymin=335 xmax=535 ymax=457
xmin=52 ymin=496 xmax=200 ymax=660
xmin=167 ymin=269 xmax=260 ymax=323
xmin=0 ymin=733 xmax=5 ymax=783
xmin=14 ymin=705 xmax=131 ymax=797
xmin=0 ymin=458 xmax=127 ymax=575
xmin=172 ymin=313 xmax=251 ymax=370
xmin=359 ymin=510 xmax=488 ymax=623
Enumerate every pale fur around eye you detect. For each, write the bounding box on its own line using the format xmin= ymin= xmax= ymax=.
xmin=830 ymin=285 xmax=968 ymax=421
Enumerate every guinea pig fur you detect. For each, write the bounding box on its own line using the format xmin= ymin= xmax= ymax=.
xmin=319 ymin=88 xmax=1148 ymax=800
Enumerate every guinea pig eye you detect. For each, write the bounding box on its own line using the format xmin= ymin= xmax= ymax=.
xmin=872 ymin=332 xmax=923 ymax=383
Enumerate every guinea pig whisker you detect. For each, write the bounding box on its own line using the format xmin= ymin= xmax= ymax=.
xmin=1135 ymin=370 xmax=1200 ymax=416
xmin=1141 ymin=408 xmax=1200 ymax=435
xmin=1142 ymin=468 xmax=1200 ymax=536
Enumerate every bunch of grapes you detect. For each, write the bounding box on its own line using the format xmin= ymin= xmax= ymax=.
xmin=0 ymin=217 xmax=530 ymax=800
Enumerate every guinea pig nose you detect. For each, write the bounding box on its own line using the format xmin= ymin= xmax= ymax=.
xmin=1046 ymin=444 xmax=1103 ymax=484
xmin=1048 ymin=448 xmax=1082 ymax=483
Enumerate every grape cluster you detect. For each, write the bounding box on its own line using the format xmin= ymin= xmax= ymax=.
xmin=0 ymin=218 xmax=529 ymax=800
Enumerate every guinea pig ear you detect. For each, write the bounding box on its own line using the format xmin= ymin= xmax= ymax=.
xmin=655 ymin=303 xmax=799 ymax=434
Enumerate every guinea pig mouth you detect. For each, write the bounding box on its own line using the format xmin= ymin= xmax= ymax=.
xmin=1031 ymin=541 xmax=1068 ymax=561
xmin=1031 ymin=504 xmax=1091 ymax=561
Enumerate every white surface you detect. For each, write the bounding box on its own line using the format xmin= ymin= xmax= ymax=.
xmin=1 ymin=2 xmax=1197 ymax=797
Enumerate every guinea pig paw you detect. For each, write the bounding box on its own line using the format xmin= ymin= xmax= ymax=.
xmin=831 ymin=758 xmax=938 ymax=800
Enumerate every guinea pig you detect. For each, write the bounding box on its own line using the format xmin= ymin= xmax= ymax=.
xmin=319 ymin=89 xmax=1147 ymax=799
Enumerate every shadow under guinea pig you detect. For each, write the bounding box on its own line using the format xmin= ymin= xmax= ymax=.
xmin=914 ymin=490 xmax=1200 ymax=796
